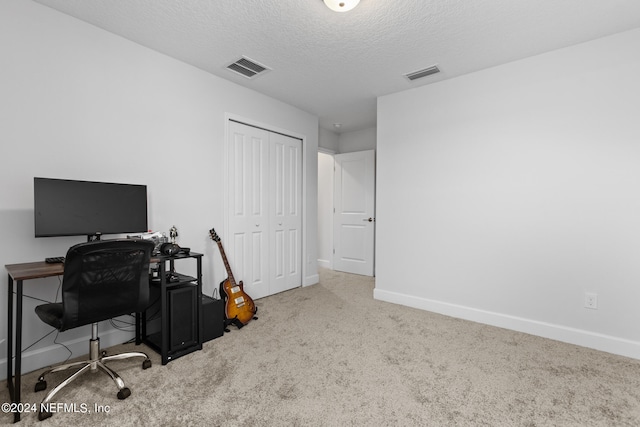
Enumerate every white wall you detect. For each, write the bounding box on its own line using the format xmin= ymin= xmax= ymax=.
xmin=317 ymin=128 xmax=337 ymax=269
xmin=376 ymin=28 xmax=640 ymax=359
xmin=319 ymin=127 xmax=339 ymax=153
xmin=0 ymin=0 xmax=319 ymax=377
xmin=338 ymin=127 xmax=377 ymax=153
xmin=317 ymin=152 xmax=334 ymax=269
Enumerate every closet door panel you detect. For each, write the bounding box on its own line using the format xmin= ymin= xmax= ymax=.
xmin=228 ymin=121 xmax=269 ymax=299
xmin=270 ymin=132 xmax=302 ymax=294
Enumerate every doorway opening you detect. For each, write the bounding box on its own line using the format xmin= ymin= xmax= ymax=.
xmin=317 ymin=150 xmax=376 ymax=276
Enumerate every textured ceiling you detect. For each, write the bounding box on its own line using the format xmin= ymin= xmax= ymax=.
xmin=32 ymin=0 xmax=640 ymax=133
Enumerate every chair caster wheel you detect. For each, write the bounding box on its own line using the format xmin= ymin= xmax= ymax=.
xmin=117 ymin=387 xmax=131 ymax=400
xmin=142 ymin=359 xmax=152 ymax=369
xmin=38 ymin=410 xmax=52 ymax=421
xmin=35 ymin=380 xmax=47 ymax=392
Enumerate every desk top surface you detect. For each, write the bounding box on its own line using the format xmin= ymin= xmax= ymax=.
xmin=5 ymin=252 xmax=202 ymax=281
xmin=5 ymin=261 xmax=64 ymax=281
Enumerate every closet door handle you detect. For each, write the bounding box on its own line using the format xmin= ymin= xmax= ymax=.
xmin=363 ymin=217 xmax=374 ymax=222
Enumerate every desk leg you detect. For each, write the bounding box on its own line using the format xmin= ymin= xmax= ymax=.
xmin=159 ymin=264 xmax=168 ymax=365
xmin=135 ymin=312 xmax=141 ymax=345
xmin=6 ymin=275 xmax=13 ymax=395
xmin=197 ymin=258 xmax=203 ymax=347
xmin=6 ymin=276 xmax=23 ymax=423
xmin=15 ymin=280 xmax=23 ymax=423
xmin=140 ymin=309 xmax=147 ymax=346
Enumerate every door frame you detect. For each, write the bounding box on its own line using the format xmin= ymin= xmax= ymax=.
xmin=223 ymin=113 xmax=309 ymax=293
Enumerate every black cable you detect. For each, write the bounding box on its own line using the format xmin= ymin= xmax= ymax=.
xmin=15 ymin=276 xmax=62 ymax=305
xmin=143 ymin=294 xmax=162 ymax=321
xmin=53 ymin=330 xmax=73 ymax=364
xmin=109 ymin=316 xmax=136 ymax=332
xmin=15 ymin=276 xmax=70 ymax=360
xmin=20 ymin=293 xmax=54 ymax=305
xmin=54 ymin=275 xmax=62 ymax=302
xmin=19 ymin=328 xmax=56 ymax=354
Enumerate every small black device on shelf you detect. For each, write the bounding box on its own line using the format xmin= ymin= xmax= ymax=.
xmin=160 ymin=243 xmax=180 ymax=256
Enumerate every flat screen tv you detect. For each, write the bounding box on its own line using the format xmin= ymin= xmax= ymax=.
xmin=34 ymin=177 xmax=148 ymax=240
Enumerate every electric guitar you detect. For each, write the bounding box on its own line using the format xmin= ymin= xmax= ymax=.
xmin=209 ymin=228 xmax=257 ymax=327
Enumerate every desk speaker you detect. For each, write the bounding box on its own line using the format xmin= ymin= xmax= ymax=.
xmin=202 ymin=295 xmax=224 ymax=342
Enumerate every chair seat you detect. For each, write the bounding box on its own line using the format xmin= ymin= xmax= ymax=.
xmin=35 ymin=303 xmax=64 ymax=330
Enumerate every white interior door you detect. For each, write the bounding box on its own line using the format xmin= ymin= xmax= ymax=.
xmin=227 ymin=120 xmax=302 ymax=299
xmin=333 ymin=150 xmax=376 ymax=276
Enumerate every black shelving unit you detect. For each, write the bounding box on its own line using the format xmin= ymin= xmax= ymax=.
xmin=139 ymin=252 xmax=203 ymax=364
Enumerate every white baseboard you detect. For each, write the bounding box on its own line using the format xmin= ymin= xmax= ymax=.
xmin=374 ymin=288 xmax=640 ymax=360
xmin=317 ymin=259 xmax=332 ymax=269
xmin=0 ymin=328 xmax=135 ymax=381
xmin=303 ymin=273 xmax=320 ymax=287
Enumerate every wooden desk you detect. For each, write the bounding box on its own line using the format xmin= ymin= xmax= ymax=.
xmin=4 ymin=258 xmax=158 ymax=423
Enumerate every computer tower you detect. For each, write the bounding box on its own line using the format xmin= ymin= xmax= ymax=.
xmin=147 ymin=283 xmax=199 ymax=353
xmin=201 ymin=294 xmax=224 ymax=342
xmin=168 ymin=284 xmax=199 ymax=351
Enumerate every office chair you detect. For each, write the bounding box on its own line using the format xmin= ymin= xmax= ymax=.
xmin=33 ymin=239 xmax=155 ymax=421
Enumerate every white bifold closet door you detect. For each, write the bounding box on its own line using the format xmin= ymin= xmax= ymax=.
xmin=227 ymin=120 xmax=302 ymax=299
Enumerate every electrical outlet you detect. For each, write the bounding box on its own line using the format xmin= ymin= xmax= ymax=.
xmin=584 ymin=292 xmax=598 ymax=310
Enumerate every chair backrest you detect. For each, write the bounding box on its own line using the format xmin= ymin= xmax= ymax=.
xmin=59 ymin=239 xmax=154 ymax=331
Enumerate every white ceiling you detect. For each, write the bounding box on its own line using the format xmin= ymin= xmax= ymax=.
xmin=33 ymin=0 xmax=640 ymax=134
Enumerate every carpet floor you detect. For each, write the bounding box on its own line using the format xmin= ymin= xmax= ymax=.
xmin=2 ymin=268 xmax=640 ymax=426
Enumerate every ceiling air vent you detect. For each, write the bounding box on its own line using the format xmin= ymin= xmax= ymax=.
xmin=226 ymin=56 xmax=270 ymax=79
xmin=404 ymin=65 xmax=440 ymax=82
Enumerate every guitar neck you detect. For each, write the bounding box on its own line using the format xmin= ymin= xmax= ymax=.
xmin=216 ymin=241 xmax=237 ymax=287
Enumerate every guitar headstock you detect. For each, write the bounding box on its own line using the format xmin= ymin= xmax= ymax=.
xmin=209 ymin=228 xmax=221 ymax=242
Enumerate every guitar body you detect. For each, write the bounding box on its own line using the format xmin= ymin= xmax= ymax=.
xmin=209 ymin=227 xmax=257 ymax=327
xmin=219 ymin=278 xmax=256 ymax=325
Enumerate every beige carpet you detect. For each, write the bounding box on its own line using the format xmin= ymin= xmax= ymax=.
xmin=3 ymin=268 xmax=640 ymax=426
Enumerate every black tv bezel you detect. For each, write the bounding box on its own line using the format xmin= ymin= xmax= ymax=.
xmin=34 ymin=177 xmax=148 ymax=239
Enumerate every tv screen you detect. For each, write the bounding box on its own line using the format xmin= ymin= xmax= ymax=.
xmin=34 ymin=177 xmax=148 ymax=238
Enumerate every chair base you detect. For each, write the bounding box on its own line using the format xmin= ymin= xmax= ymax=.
xmin=34 ymin=333 xmax=151 ymax=421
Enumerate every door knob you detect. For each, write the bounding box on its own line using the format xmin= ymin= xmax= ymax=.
xmin=363 ymin=217 xmax=374 ymax=222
